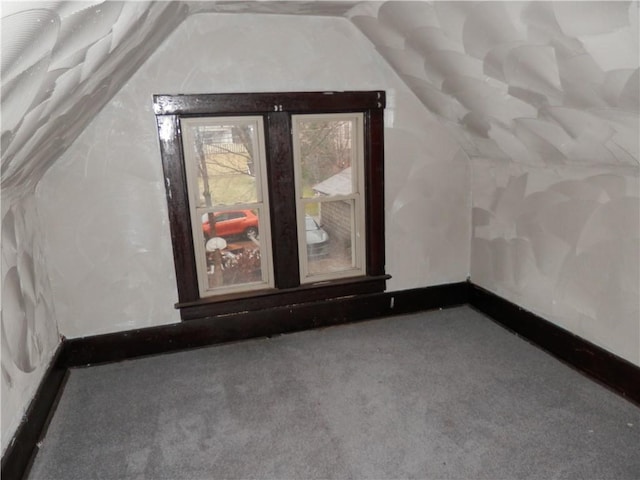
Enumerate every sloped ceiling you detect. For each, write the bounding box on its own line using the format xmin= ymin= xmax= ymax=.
xmin=1 ymin=1 xmax=638 ymax=195
xmin=350 ymin=1 xmax=639 ymax=167
xmin=1 ymin=1 xmax=190 ymax=194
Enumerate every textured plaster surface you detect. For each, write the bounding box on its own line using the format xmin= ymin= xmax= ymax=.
xmin=36 ymin=13 xmax=470 ymax=339
xmin=349 ymin=1 xmax=640 ymax=366
xmin=349 ymin=1 xmax=639 ymax=167
xmin=1 ymin=193 xmax=60 ymax=453
xmin=471 ymin=161 xmax=640 ymax=366
xmin=1 ymin=1 xmax=189 ymax=194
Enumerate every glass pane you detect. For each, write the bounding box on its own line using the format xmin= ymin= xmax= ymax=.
xmin=187 ymin=122 xmax=259 ymax=208
xmin=304 ymin=201 xmax=355 ymax=276
xmin=297 ymin=118 xmax=355 ymax=199
xmin=200 ymin=209 xmax=264 ymax=289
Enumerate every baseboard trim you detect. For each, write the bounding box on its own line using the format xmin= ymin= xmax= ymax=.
xmin=1 ymin=346 xmax=68 ymax=480
xmin=60 ymin=282 xmax=470 ymax=368
xmin=2 ymin=282 xmax=467 ymax=480
xmin=4 ymin=280 xmax=638 ymax=480
xmin=468 ymin=283 xmax=640 ymax=406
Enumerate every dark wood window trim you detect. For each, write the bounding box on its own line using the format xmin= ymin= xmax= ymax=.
xmin=153 ymin=91 xmax=387 ymax=320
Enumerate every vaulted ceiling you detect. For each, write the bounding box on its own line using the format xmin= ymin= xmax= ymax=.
xmin=1 ymin=1 xmax=638 ymax=195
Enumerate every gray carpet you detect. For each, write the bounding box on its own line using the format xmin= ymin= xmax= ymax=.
xmin=28 ymin=306 xmax=640 ymax=479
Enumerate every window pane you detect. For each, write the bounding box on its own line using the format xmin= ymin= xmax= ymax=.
xmin=185 ymin=121 xmax=260 ymax=207
xmin=304 ymin=201 xmax=355 ymax=277
xmin=182 ymin=116 xmax=272 ymax=296
xmin=296 ymin=118 xmax=355 ymax=199
xmin=201 ymin=209 xmax=265 ymax=290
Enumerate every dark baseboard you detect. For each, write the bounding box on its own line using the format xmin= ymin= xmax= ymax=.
xmin=1 ymin=346 xmax=68 ymax=480
xmin=60 ymin=282 xmax=470 ymax=368
xmin=5 ymin=280 xmax=638 ymax=480
xmin=469 ymin=283 xmax=640 ymax=406
xmin=2 ymin=282 xmax=467 ymax=480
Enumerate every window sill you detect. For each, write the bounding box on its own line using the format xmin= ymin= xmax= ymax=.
xmin=176 ymin=274 xmax=390 ymax=321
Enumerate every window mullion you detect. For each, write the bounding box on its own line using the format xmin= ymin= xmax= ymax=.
xmin=265 ymin=111 xmax=300 ymax=289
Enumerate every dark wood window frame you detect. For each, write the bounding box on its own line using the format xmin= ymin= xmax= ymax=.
xmin=153 ymin=91 xmax=388 ymax=320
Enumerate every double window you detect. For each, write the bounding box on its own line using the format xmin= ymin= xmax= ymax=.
xmin=154 ymin=92 xmax=386 ymax=320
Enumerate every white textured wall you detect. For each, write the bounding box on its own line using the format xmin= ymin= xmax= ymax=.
xmin=349 ymin=1 xmax=640 ymax=366
xmin=1 ymin=1 xmax=188 ymax=192
xmin=349 ymin=1 xmax=639 ymax=168
xmin=1 ymin=192 xmax=60 ymax=453
xmin=472 ymin=162 xmax=639 ymax=366
xmin=36 ymin=13 xmax=470 ymax=339
xmin=385 ymin=90 xmax=470 ymax=288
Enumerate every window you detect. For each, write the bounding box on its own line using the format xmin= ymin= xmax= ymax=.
xmin=154 ymin=91 xmax=386 ymax=320
xmin=293 ymin=113 xmax=365 ymax=283
xmin=181 ymin=116 xmax=272 ymax=296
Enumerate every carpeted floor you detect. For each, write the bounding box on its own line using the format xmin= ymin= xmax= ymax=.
xmin=28 ymin=306 xmax=640 ymax=479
